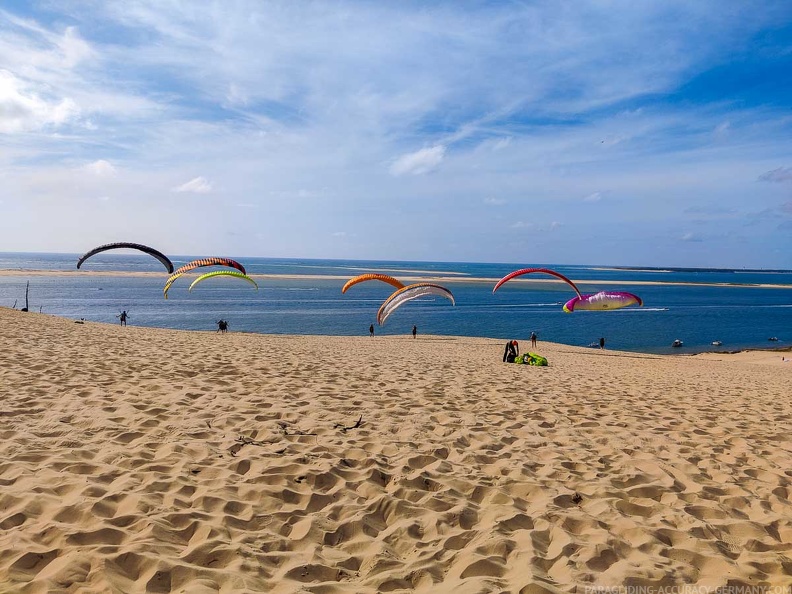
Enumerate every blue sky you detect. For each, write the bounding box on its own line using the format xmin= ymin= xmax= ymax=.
xmin=1 ymin=1 xmax=791 ymax=268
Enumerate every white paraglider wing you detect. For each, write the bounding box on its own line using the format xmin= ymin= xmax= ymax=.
xmin=377 ymin=283 xmax=455 ymax=325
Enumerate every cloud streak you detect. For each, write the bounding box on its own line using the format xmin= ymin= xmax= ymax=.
xmin=173 ymin=176 xmax=212 ymax=194
xmin=390 ymin=146 xmax=446 ymax=176
xmin=83 ymin=159 xmax=116 ymax=176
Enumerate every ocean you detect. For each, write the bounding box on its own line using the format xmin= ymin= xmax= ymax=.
xmin=1 ymin=252 xmax=790 ymax=355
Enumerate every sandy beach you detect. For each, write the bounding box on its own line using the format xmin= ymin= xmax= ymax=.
xmin=0 ymin=307 xmax=791 ymax=593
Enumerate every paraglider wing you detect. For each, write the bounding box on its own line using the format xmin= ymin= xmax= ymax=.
xmin=377 ymin=283 xmax=455 ymax=326
xmin=493 ymin=268 xmax=582 ymax=297
xmin=563 ymin=291 xmax=642 ymax=313
xmin=562 ymin=296 xmax=581 ymax=313
xmin=188 ymin=271 xmax=259 ymax=292
xmin=164 ymin=257 xmax=247 ymax=299
xmin=341 ymin=273 xmax=405 ymax=294
xmin=77 ymin=242 xmax=174 ymax=273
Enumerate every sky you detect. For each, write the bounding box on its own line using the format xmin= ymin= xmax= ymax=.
xmin=1 ymin=1 xmax=791 ymax=269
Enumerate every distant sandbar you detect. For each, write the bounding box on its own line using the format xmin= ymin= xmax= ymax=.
xmin=1 ymin=268 xmax=790 ymax=289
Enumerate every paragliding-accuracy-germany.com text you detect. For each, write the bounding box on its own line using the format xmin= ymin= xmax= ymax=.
xmin=583 ymin=587 xmax=790 ymax=594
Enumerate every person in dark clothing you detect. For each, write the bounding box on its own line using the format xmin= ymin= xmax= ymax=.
xmin=599 ymin=337 xmax=605 ymax=349
xmin=503 ymin=340 xmax=519 ymax=363
xmin=217 ymin=320 xmax=228 ymax=333
xmin=412 ymin=325 xmax=417 ymax=339
xmin=530 ymin=332 xmax=537 ymax=348
xmin=369 ymin=324 xmax=374 ymax=337
xmin=117 ymin=310 xmax=128 ymax=326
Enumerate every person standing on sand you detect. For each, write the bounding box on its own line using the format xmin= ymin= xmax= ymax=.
xmin=599 ymin=337 xmax=605 ymax=350
xmin=369 ymin=324 xmax=374 ymax=337
xmin=412 ymin=325 xmax=417 ymax=339
xmin=117 ymin=310 xmax=128 ymax=326
xmin=530 ymin=332 xmax=537 ymax=348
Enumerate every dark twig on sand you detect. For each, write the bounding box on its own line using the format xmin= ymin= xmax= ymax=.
xmin=229 ymin=435 xmax=278 ymax=457
xmin=334 ymin=415 xmax=364 ymax=433
xmin=277 ymin=421 xmax=317 ymax=437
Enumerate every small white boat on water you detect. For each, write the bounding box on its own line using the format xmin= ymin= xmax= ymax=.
xmin=711 ymin=341 xmax=722 ymax=346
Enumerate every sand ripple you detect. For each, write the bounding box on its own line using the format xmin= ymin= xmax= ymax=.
xmin=0 ymin=309 xmax=791 ymax=592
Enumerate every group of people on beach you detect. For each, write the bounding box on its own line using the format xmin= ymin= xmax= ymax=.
xmin=118 ymin=310 xmax=232 ymax=334
xmin=369 ymin=324 xmax=417 ymax=338
xmin=116 ymin=311 xmax=607 ymax=354
xmin=503 ymin=332 xmax=540 ymax=362
xmin=501 ymin=332 xmax=607 ymax=364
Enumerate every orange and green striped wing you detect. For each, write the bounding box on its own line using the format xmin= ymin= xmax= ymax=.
xmin=164 ymin=257 xmax=247 ymax=299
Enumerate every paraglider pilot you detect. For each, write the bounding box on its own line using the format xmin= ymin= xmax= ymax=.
xmin=503 ymin=340 xmax=519 ymax=363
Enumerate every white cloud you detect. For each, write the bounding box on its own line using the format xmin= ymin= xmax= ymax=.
xmin=484 ymin=197 xmax=506 ymax=205
xmin=332 ymin=231 xmax=346 ymax=237
xmin=583 ymin=192 xmax=602 ymax=202
xmin=83 ymin=159 xmax=116 ymax=176
xmin=173 ymin=176 xmax=212 ymax=193
xmin=0 ymin=70 xmax=78 ymax=133
xmin=390 ymin=146 xmax=445 ymax=176
xmin=510 ymin=221 xmax=533 ymax=229
xmin=59 ymin=27 xmax=94 ymax=68
xmin=225 ymin=83 xmax=249 ymax=107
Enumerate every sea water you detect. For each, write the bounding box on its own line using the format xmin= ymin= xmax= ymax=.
xmin=0 ymin=252 xmax=790 ymax=355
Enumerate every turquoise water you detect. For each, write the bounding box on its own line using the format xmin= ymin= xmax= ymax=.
xmin=1 ymin=252 xmax=790 ymax=354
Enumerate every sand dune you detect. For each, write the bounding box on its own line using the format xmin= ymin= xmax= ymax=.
xmin=0 ymin=308 xmax=790 ymax=592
